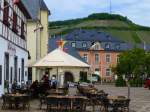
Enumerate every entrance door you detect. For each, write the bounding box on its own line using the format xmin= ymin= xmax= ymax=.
xmin=64 ymin=72 xmax=74 ymax=84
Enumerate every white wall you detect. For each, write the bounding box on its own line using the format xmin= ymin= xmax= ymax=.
xmin=0 ymin=37 xmax=28 ymax=96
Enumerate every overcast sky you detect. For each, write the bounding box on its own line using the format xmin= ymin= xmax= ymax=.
xmin=44 ymin=0 xmax=150 ymax=26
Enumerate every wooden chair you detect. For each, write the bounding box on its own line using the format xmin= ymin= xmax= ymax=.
xmin=46 ymin=97 xmax=59 ymax=112
xmin=39 ymin=94 xmax=46 ymax=110
xmin=22 ymin=95 xmax=30 ymax=110
xmin=72 ymin=98 xmax=86 ymax=112
xmin=59 ymin=98 xmax=71 ymax=112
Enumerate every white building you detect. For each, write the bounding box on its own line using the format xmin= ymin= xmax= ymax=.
xmin=0 ymin=0 xmax=31 ymax=96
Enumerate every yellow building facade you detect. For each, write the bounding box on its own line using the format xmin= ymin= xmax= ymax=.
xmin=22 ymin=0 xmax=50 ymax=81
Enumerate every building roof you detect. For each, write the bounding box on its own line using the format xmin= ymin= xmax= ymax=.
xmin=33 ymin=48 xmax=90 ymax=68
xmin=48 ymin=37 xmax=86 ymax=62
xmin=22 ymin=0 xmax=50 ymax=21
xmin=64 ymin=29 xmax=124 ymax=43
xmin=17 ymin=0 xmax=31 ymax=19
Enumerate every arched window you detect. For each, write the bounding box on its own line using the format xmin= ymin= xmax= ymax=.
xmin=91 ymin=42 xmax=101 ymax=50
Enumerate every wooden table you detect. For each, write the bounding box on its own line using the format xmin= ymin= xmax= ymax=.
xmin=107 ymin=96 xmax=127 ymax=101
xmin=5 ymin=93 xmax=29 ymax=109
xmin=47 ymin=89 xmax=64 ymax=95
xmin=107 ymin=96 xmax=128 ymax=112
xmin=47 ymin=95 xmax=88 ymax=109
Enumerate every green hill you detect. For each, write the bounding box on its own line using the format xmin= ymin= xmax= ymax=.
xmin=49 ymin=13 xmax=150 ymax=44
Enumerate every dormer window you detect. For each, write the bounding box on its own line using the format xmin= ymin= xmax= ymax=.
xmin=105 ymin=43 xmax=110 ymax=49
xmin=82 ymin=42 xmax=87 ymax=48
xmin=115 ymin=44 xmax=120 ymax=50
xmin=74 ymin=34 xmax=79 ymax=38
xmin=91 ymin=42 xmax=101 ymax=50
xmin=71 ymin=42 xmax=76 ymax=47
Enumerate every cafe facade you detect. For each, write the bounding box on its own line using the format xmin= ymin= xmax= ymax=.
xmin=0 ymin=0 xmax=31 ymax=96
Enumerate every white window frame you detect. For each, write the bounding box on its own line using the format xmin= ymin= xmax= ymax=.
xmin=71 ymin=42 xmax=76 ymax=47
xmin=95 ymin=53 xmax=99 ymax=64
xmin=83 ymin=54 xmax=88 ymax=62
xmin=106 ymin=54 xmax=111 ymax=63
xmin=106 ymin=68 xmax=111 ymax=76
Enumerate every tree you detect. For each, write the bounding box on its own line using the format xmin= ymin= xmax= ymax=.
xmin=113 ymin=48 xmax=147 ymax=86
xmin=143 ymin=53 xmax=150 ymax=78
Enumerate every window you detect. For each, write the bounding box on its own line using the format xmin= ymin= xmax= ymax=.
xmin=117 ymin=55 xmax=120 ymax=63
xmin=0 ymin=65 xmax=2 ymax=85
xmin=19 ymin=68 xmax=20 ymax=82
xmin=14 ymin=56 xmax=18 ymax=82
xmin=95 ymin=68 xmax=99 ymax=71
xmin=4 ymin=53 xmax=9 ymax=81
xmin=80 ymin=71 xmax=87 ymax=82
xmin=71 ymin=42 xmax=76 ymax=47
xmin=83 ymin=54 xmax=88 ymax=62
xmin=21 ymin=59 xmax=24 ymax=81
xmin=106 ymin=54 xmax=111 ymax=63
xmin=116 ymin=44 xmax=120 ymax=50
xmin=95 ymin=44 xmax=100 ymax=50
xmin=21 ymin=20 xmax=25 ymax=39
xmin=12 ymin=11 xmax=18 ymax=33
xmin=95 ymin=54 xmax=99 ymax=64
xmin=82 ymin=42 xmax=87 ymax=48
xmin=106 ymin=68 xmax=111 ymax=76
xmin=10 ymin=67 xmax=13 ymax=84
xmin=3 ymin=1 xmax=9 ymax=26
xmin=105 ymin=43 xmax=110 ymax=49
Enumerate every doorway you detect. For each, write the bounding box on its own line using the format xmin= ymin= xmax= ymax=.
xmin=64 ymin=72 xmax=74 ymax=84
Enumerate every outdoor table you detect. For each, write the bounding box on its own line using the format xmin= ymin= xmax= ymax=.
xmin=107 ymin=96 xmax=127 ymax=112
xmin=47 ymin=95 xmax=88 ymax=109
xmin=6 ymin=93 xmax=29 ymax=109
xmin=107 ymin=96 xmax=126 ymax=101
xmin=47 ymin=89 xmax=64 ymax=95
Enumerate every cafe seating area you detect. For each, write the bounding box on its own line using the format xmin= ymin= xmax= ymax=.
xmin=77 ymin=83 xmax=130 ymax=112
xmin=1 ymin=93 xmax=30 ymax=110
xmin=0 ymin=82 xmax=130 ymax=112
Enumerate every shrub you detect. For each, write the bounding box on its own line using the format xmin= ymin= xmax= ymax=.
xmin=115 ymin=75 xmax=126 ymax=87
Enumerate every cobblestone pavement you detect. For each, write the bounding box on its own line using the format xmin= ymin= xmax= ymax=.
xmin=95 ymin=85 xmax=150 ymax=112
xmin=0 ymin=85 xmax=150 ymax=112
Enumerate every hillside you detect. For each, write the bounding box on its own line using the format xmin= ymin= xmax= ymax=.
xmin=49 ymin=13 xmax=150 ymax=44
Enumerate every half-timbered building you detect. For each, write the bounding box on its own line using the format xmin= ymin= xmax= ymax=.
xmin=0 ymin=0 xmax=31 ymax=96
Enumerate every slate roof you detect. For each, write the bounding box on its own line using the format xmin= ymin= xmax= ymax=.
xmin=48 ymin=37 xmax=86 ymax=63
xmin=22 ymin=0 xmax=50 ymax=21
xmin=64 ymin=29 xmax=124 ymax=43
xmin=49 ymin=29 xmax=150 ymax=60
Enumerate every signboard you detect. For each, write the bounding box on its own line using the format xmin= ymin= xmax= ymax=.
xmin=8 ymin=42 xmax=16 ymax=56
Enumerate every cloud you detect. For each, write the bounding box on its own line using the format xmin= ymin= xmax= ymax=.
xmin=44 ymin=0 xmax=150 ymax=26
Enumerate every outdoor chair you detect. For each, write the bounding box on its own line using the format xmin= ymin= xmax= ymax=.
xmin=97 ymin=94 xmax=112 ymax=112
xmin=72 ymin=98 xmax=86 ymax=112
xmin=46 ymin=97 xmax=59 ymax=112
xmin=121 ymin=99 xmax=130 ymax=112
xmin=39 ymin=94 xmax=47 ymax=109
xmin=59 ymin=98 xmax=71 ymax=112
xmin=1 ymin=95 xmax=7 ymax=109
xmin=22 ymin=95 xmax=30 ymax=110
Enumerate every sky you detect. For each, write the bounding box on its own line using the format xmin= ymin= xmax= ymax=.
xmin=44 ymin=0 xmax=150 ymax=27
